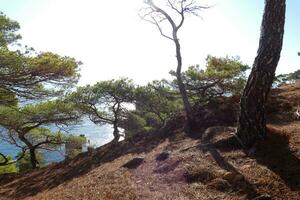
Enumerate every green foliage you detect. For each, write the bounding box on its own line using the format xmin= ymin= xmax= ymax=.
xmin=0 ymin=100 xmax=82 ymax=168
xmin=65 ymin=134 xmax=87 ymax=145
xmin=0 ymin=100 xmax=81 ymax=129
xmin=120 ymin=112 xmax=147 ymax=137
xmin=17 ymin=151 xmax=45 ymax=172
xmin=0 ymin=156 xmax=17 ymax=174
xmin=65 ymin=134 xmax=86 ymax=158
xmin=135 ymin=80 xmax=182 ymax=121
xmin=122 ymin=80 xmax=182 ymax=134
xmin=0 ymin=12 xmax=82 ymax=167
xmin=0 ymin=12 xmax=21 ymax=47
xmin=180 ymin=55 xmax=249 ymax=104
xmin=0 ymin=89 xmax=17 ymax=106
xmin=67 ymin=78 xmax=135 ymax=139
xmin=275 ymin=69 xmax=300 ymax=87
xmin=0 ymin=48 xmax=81 ymax=100
xmin=0 ymin=12 xmax=80 ymax=103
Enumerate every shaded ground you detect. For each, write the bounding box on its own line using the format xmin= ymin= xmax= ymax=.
xmin=0 ymin=82 xmax=299 ymax=200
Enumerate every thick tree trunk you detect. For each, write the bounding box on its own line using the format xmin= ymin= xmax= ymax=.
xmin=237 ymin=0 xmax=286 ymax=149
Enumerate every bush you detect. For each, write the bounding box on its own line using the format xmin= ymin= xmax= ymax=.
xmin=0 ymin=156 xmax=17 ymax=175
xmin=17 ymin=151 xmax=45 ymax=172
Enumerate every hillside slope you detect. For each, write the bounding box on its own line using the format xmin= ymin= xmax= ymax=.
xmin=0 ymin=82 xmax=300 ymax=200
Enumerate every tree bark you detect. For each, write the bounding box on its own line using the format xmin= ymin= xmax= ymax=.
xmin=112 ymin=123 xmax=120 ymax=143
xmin=112 ymin=102 xmax=121 ymax=143
xmin=237 ymin=0 xmax=286 ymax=149
xmin=29 ymin=148 xmax=38 ymax=169
xmin=173 ymin=33 xmax=193 ymax=126
xmin=142 ymin=0 xmax=194 ymax=131
xmin=19 ymin=134 xmax=39 ymax=168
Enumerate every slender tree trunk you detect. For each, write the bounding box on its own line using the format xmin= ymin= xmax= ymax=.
xmin=142 ymin=0 xmax=195 ymax=131
xmin=112 ymin=122 xmax=120 ymax=143
xmin=19 ymin=134 xmax=38 ymax=168
xmin=0 ymin=152 xmax=9 ymax=165
xmin=111 ymin=103 xmax=121 ymax=143
xmin=237 ymin=0 xmax=286 ymax=149
xmin=29 ymin=148 xmax=38 ymax=169
xmin=173 ymin=32 xmax=193 ymax=127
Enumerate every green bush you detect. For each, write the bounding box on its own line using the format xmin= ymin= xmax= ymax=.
xmin=0 ymin=156 xmax=17 ymax=175
xmin=17 ymin=151 xmax=45 ymax=172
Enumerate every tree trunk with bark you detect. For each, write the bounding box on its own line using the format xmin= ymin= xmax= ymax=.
xmin=173 ymin=31 xmax=193 ymax=128
xmin=112 ymin=123 xmax=120 ymax=143
xmin=141 ymin=0 xmax=201 ymax=132
xmin=29 ymin=148 xmax=38 ymax=169
xmin=111 ymin=102 xmax=121 ymax=143
xmin=237 ymin=0 xmax=286 ymax=149
xmin=19 ymin=134 xmax=39 ymax=168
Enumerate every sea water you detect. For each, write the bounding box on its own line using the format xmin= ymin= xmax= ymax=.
xmin=0 ymin=119 xmax=114 ymax=164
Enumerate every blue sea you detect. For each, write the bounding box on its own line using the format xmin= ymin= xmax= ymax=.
xmin=0 ymin=119 xmax=114 ymax=164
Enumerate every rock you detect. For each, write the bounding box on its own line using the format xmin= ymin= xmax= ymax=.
xmin=215 ymin=169 xmax=227 ymax=176
xmin=251 ymin=194 xmax=271 ymax=200
xmin=154 ymin=159 xmax=180 ymax=174
xmin=185 ymin=167 xmax=216 ymax=183
xmin=233 ymin=174 xmax=244 ymax=183
xmin=122 ymin=158 xmax=144 ymax=169
xmin=241 ymin=164 xmax=252 ymax=170
xmin=287 ymin=146 xmax=298 ymax=153
xmin=207 ymin=178 xmax=231 ymax=191
xmin=156 ymin=151 xmax=169 ymax=161
xmin=222 ymin=172 xmax=236 ymax=182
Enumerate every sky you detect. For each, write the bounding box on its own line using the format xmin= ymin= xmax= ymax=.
xmin=0 ymin=0 xmax=299 ymax=86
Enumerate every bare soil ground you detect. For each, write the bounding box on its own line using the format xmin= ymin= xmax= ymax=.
xmin=0 ymin=82 xmax=300 ymax=200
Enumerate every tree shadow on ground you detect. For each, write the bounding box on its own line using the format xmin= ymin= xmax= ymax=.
xmin=210 ymin=126 xmax=300 ymax=192
xmin=192 ymin=131 xmax=261 ymax=199
xmin=204 ymin=147 xmax=260 ymax=199
xmin=254 ymin=127 xmax=300 ymax=191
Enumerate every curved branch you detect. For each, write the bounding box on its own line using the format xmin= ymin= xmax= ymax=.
xmin=0 ymin=148 xmax=26 ymax=166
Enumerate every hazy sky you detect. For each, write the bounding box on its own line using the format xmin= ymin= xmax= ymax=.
xmin=1 ymin=0 xmax=299 ymax=85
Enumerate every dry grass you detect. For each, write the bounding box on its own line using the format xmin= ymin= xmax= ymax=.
xmin=0 ymin=82 xmax=300 ymax=200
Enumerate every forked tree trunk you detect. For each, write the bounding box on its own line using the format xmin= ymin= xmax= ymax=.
xmin=143 ymin=0 xmax=194 ymax=131
xmin=19 ymin=134 xmax=39 ymax=168
xmin=237 ymin=0 xmax=286 ymax=149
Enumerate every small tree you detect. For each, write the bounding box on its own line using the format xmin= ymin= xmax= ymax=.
xmin=67 ymin=78 xmax=135 ymax=143
xmin=0 ymin=12 xmax=81 ymax=165
xmin=16 ymin=151 xmax=45 ymax=172
xmin=0 ymin=11 xmax=21 ymax=47
xmin=0 ymin=155 xmax=17 ymax=174
xmin=180 ymin=55 xmax=249 ymax=104
xmin=275 ymin=69 xmax=300 ymax=86
xmin=140 ymin=0 xmax=208 ymax=128
xmin=0 ymin=100 xmax=81 ymax=168
xmin=134 ymin=80 xmax=182 ymax=125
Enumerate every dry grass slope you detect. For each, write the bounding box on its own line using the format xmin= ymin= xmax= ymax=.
xmin=0 ymin=81 xmax=300 ymax=200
